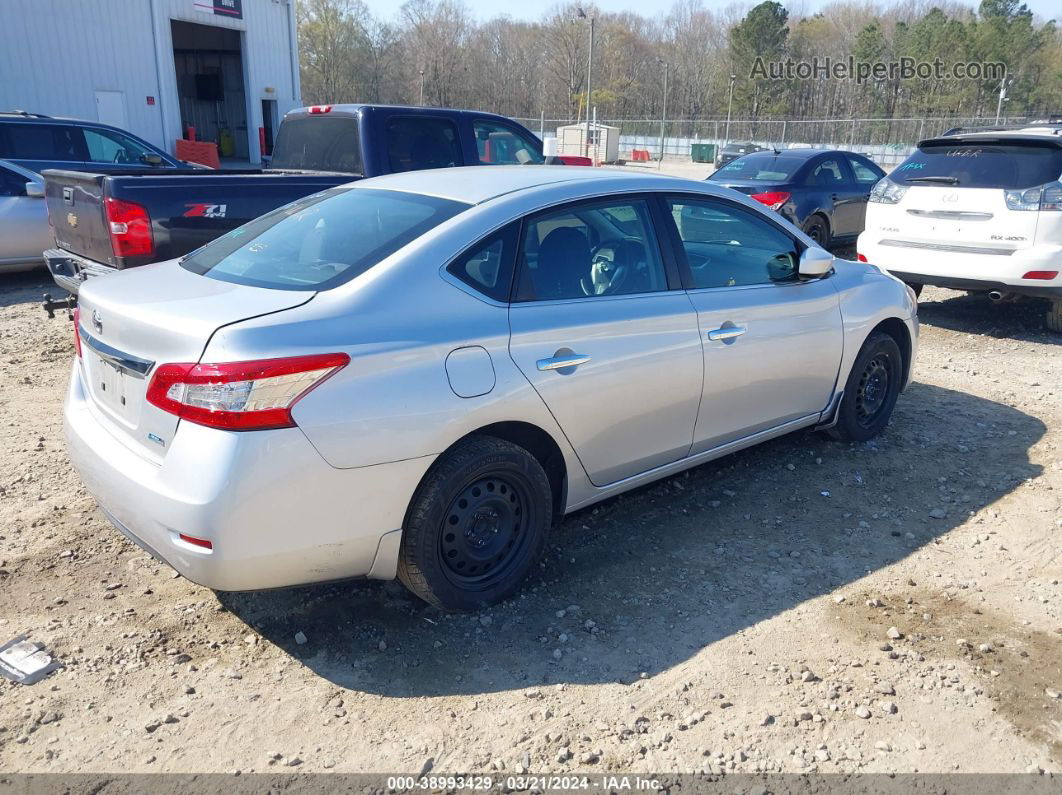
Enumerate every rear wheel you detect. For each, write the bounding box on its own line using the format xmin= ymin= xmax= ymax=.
xmin=398 ymin=436 xmax=552 ymax=611
xmin=828 ymin=331 xmax=903 ymax=442
xmin=1048 ymin=299 xmax=1062 ymax=334
xmin=802 ymin=215 xmax=830 ymax=249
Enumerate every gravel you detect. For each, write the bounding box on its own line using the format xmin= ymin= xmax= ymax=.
xmin=1 ymin=274 xmax=1060 ymax=774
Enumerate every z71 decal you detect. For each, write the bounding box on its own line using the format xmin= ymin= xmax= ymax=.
xmin=183 ymin=203 xmax=228 ymax=218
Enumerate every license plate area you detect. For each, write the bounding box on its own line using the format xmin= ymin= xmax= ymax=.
xmin=85 ymin=353 xmax=142 ymax=427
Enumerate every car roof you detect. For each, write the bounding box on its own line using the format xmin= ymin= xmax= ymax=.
xmin=741 ymin=148 xmax=855 ymax=160
xmin=923 ymin=126 xmax=1062 ymax=146
xmin=350 ymin=165 xmax=692 ymax=205
xmin=0 ymin=112 xmax=131 ymax=131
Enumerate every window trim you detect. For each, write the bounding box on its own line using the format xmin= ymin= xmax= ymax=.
xmin=384 ymin=114 xmax=465 ymax=172
xmin=511 ymin=192 xmax=680 ymax=304
xmin=659 ymin=192 xmax=814 ymax=292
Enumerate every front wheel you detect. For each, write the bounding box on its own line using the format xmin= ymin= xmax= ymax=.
xmin=397 ymin=436 xmax=552 ymax=611
xmin=828 ymin=331 xmax=903 ymax=442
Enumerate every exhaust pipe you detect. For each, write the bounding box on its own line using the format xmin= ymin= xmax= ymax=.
xmin=989 ymin=290 xmax=1018 ymax=303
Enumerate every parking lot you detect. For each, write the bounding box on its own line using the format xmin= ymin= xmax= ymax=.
xmin=1 ymin=266 xmax=1058 ymax=774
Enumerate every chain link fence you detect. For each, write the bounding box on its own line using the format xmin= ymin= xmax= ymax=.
xmin=515 ymin=116 xmax=1036 ymax=167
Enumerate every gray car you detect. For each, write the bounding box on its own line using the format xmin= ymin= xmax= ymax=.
xmin=0 ymin=159 xmax=52 ymax=272
xmin=64 ymin=166 xmax=918 ymax=610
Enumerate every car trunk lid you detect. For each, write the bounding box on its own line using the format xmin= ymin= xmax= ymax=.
xmin=890 ymin=185 xmax=1038 ymax=253
xmin=75 ymin=261 xmax=313 ymax=462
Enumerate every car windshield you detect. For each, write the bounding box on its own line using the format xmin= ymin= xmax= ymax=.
xmin=710 ymin=153 xmax=804 ymax=181
xmin=894 ymin=142 xmax=1062 ymax=189
xmin=181 ymin=188 xmax=469 ymax=291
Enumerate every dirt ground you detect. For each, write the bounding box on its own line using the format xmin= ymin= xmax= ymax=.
xmin=0 ymin=268 xmax=1059 ymax=777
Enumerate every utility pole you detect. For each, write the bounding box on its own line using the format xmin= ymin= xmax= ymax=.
xmin=657 ymin=58 xmax=669 ymax=168
xmin=725 ymin=73 xmax=736 ymax=145
xmin=995 ymin=74 xmax=1011 ymax=124
xmin=578 ymin=8 xmax=595 ymax=159
xmin=419 ymin=68 xmax=425 ymax=106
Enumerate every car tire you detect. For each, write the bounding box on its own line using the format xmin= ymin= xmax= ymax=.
xmin=397 ymin=436 xmax=552 ymax=611
xmin=1047 ymin=300 xmax=1062 ymax=334
xmin=904 ymin=282 xmax=923 ymax=299
xmin=827 ymin=331 xmax=903 ymax=443
xmin=802 ymin=215 xmax=831 ymax=248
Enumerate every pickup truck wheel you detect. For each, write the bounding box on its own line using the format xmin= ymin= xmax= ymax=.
xmin=828 ymin=331 xmax=903 ymax=442
xmin=398 ymin=436 xmax=552 ymax=611
xmin=1048 ymin=299 xmax=1062 ymax=334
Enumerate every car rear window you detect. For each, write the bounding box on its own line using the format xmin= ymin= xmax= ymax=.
xmin=710 ymin=154 xmax=804 ymax=181
xmin=269 ymin=116 xmax=363 ymax=173
xmin=180 ymin=188 xmax=468 ymax=291
xmin=895 ymin=142 xmax=1062 ymax=189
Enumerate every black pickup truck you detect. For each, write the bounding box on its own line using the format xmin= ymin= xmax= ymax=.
xmin=43 ymin=104 xmax=554 ymax=294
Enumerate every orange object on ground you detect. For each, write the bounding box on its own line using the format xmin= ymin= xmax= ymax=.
xmin=631 ymin=149 xmax=651 ymax=162
xmin=175 ymin=139 xmax=220 ymax=169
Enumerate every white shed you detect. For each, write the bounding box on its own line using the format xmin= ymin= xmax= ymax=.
xmin=555 ymin=122 xmax=620 ymax=164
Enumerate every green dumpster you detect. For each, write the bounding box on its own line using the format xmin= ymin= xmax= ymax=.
xmin=691 ymin=143 xmax=716 ymax=163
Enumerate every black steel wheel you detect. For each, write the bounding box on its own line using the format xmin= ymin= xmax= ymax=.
xmin=828 ymin=331 xmax=903 ymax=442
xmin=802 ymin=215 xmax=831 ymax=248
xmin=398 ymin=436 xmax=552 ymax=610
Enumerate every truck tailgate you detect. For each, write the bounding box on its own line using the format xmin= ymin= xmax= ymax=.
xmin=44 ymin=170 xmax=114 ymax=266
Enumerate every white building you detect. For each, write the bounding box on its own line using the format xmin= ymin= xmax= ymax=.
xmin=0 ymin=0 xmax=301 ymax=164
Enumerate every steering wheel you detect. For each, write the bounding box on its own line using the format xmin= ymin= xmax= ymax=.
xmin=583 ymin=239 xmax=640 ymax=295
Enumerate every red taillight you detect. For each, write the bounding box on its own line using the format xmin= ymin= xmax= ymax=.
xmin=750 ymin=191 xmax=791 ymax=211
xmin=1022 ymin=270 xmax=1058 ymax=280
xmin=146 ymin=353 xmax=350 ymax=431
xmin=72 ymin=305 xmax=82 ymax=358
xmin=178 ymin=533 xmax=213 ymax=550
xmin=308 ymin=105 xmax=332 ymax=114
xmin=105 ymin=197 xmax=154 ymax=258
xmin=857 ymin=253 xmax=868 ymax=263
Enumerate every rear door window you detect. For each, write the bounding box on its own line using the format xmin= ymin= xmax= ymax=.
xmin=0 ymin=124 xmax=86 ymax=162
xmin=181 ymin=187 xmax=468 ymax=291
xmin=808 ymin=158 xmax=847 ymax=187
xmin=387 ymin=116 xmax=462 ymax=172
xmin=894 ymin=142 xmax=1062 ymax=189
xmin=447 ymin=223 xmax=519 ymax=302
xmin=270 ymin=116 xmax=363 ymax=173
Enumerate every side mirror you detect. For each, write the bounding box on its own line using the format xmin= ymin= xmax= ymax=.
xmin=140 ymin=153 xmax=164 ymax=166
xmin=25 ymin=182 xmax=44 ymax=198
xmin=799 ymin=246 xmax=833 ymax=278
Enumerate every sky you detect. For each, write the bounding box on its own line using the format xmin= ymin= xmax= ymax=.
xmin=362 ymin=0 xmax=1059 ymax=24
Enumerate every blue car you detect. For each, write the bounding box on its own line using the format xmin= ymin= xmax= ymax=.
xmin=708 ymin=148 xmax=886 ymax=248
xmin=0 ymin=110 xmax=189 ymax=174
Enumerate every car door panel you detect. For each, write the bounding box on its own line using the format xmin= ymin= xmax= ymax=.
xmin=663 ymin=194 xmax=845 ymax=453
xmin=509 ymin=294 xmax=703 ymax=485
xmin=687 ymin=280 xmax=843 ymax=453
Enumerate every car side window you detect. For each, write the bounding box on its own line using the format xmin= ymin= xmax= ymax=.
xmin=447 ymin=223 xmax=519 ymax=302
xmin=514 ymin=199 xmax=667 ymax=301
xmin=847 ymin=155 xmax=884 ymax=184
xmin=83 ymin=127 xmax=154 ymax=165
xmin=0 ymin=166 xmax=28 ymax=196
xmin=808 ymin=158 xmax=845 ymax=187
xmin=667 ymin=197 xmax=800 ymax=288
xmin=474 ymin=120 xmax=543 ymax=165
xmin=2 ymin=124 xmax=85 ymax=161
xmin=386 ymin=116 xmax=462 ymax=173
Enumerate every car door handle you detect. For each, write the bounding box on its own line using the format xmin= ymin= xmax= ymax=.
xmin=537 ymin=353 xmax=591 ymax=371
xmin=706 ymin=325 xmax=747 ymax=341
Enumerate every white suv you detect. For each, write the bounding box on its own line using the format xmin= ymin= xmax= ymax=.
xmin=857 ymin=125 xmax=1062 ymax=332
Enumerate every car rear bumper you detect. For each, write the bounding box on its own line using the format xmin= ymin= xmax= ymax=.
xmin=63 ymin=359 xmax=434 ymax=591
xmin=44 ymin=248 xmax=117 ymax=295
xmin=857 ymin=235 xmax=1062 ymax=298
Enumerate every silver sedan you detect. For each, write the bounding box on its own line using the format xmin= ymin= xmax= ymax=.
xmin=64 ymin=167 xmax=918 ymax=610
xmin=0 ymin=159 xmax=52 ymax=272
